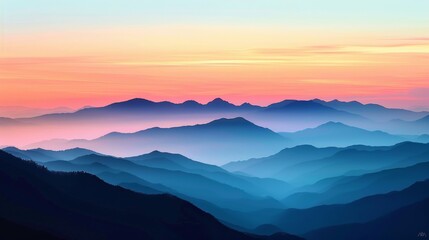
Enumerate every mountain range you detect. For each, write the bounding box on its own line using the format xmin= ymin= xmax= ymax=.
xmin=280 ymin=121 xmax=406 ymax=147
xmin=3 ymin=147 xmax=293 ymax=229
xmin=3 ymin=139 xmax=429 ymax=239
xmin=225 ymin=142 xmax=429 ymax=186
xmin=304 ymin=197 xmax=429 ymax=240
xmin=283 ymin=158 xmax=429 ymax=208
xmin=2 ymin=97 xmax=429 ymax=239
xmin=2 ymin=98 xmax=428 ymax=148
xmin=0 ymin=150 xmax=302 ymax=240
xmin=28 ymin=117 xmax=289 ymax=164
xmin=275 ymin=180 xmax=429 ymax=235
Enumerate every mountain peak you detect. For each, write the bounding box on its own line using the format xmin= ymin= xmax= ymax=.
xmin=208 ymin=117 xmax=254 ymax=126
xmin=182 ymin=100 xmax=201 ymax=106
xmin=268 ymin=100 xmax=333 ymax=111
xmin=416 ymin=114 xmax=429 ymax=122
xmin=320 ymin=121 xmax=348 ymax=128
xmin=240 ymin=102 xmax=253 ymax=107
xmin=145 ymin=150 xmax=172 ymax=158
xmin=149 ymin=150 xmax=163 ymax=154
xmin=105 ymin=98 xmax=157 ymax=109
xmin=121 ymin=98 xmax=154 ymax=104
xmin=311 ymin=98 xmax=325 ymax=103
xmin=206 ymin=98 xmax=234 ymax=107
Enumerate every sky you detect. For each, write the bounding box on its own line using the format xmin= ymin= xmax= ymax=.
xmin=1 ymin=0 xmax=429 ymax=110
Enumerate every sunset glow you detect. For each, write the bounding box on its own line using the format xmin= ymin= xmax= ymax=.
xmin=1 ymin=0 xmax=429 ymax=109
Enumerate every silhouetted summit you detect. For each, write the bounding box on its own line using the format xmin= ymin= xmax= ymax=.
xmin=206 ymin=98 xmax=236 ymax=108
xmin=281 ymin=121 xmax=404 ymax=147
xmin=87 ymin=117 xmax=288 ymax=163
xmin=105 ymin=98 xmax=157 ymax=108
xmin=207 ymin=117 xmax=257 ymax=127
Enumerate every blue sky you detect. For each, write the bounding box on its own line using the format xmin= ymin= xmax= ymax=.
xmin=3 ymin=0 xmax=429 ymax=31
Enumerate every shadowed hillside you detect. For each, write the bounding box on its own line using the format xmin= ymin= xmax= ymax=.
xmin=0 ymin=150 xmax=302 ymax=240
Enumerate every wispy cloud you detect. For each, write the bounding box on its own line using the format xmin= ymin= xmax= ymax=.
xmin=114 ymin=58 xmax=375 ymax=67
xmin=253 ymin=43 xmax=429 ymax=56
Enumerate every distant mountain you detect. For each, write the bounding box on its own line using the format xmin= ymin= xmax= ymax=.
xmin=251 ymin=100 xmax=368 ymax=132
xmin=313 ymin=99 xmax=428 ymax=121
xmin=121 ymin=181 xmax=286 ymax=231
xmin=35 ymin=150 xmax=290 ymax=229
xmin=383 ymin=114 xmax=429 ymax=134
xmin=128 ymin=150 xmax=290 ymax=198
xmin=223 ymin=145 xmax=340 ymax=178
xmin=53 ymin=154 xmax=286 ymax=212
xmin=275 ymin=142 xmax=429 ymax=185
xmin=2 ymin=146 xmax=97 ymax=162
xmin=0 ymin=106 xmax=73 ymax=118
xmin=40 ymin=159 xmax=178 ymax=196
xmin=126 ymin=150 xmax=225 ymax=173
xmin=34 ymin=118 xmax=288 ymax=164
xmin=304 ymin=197 xmax=429 ymax=240
xmin=69 ymin=154 xmax=251 ymax=203
xmin=416 ymin=134 xmax=429 ymax=143
xmin=96 ymin=97 xmax=253 ymax=113
xmin=0 ymin=117 xmax=21 ymax=125
xmin=43 ymin=160 xmax=116 ymax=175
xmin=275 ymin=180 xmax=429 ymax=234
xmin=0 ymin=150 xmax=301 ymax=240
xmin=225 ymin=142 xmax=429 ymax=187
xmin=3 ymin=97 xmax=427 ymax=148
xmin=28 ymin=98 xmax=254 ymax=121
xmin=283 ymin=159 xmax=429 ymax=208
xmin=206 ymin=98 xmax=242 ymax=110
xmin=266 ymin=100 xmax=356 ymax=117
xmin=280 ymin=122 xmax=405 ymax=147
xmin=416 ymin=114 xmax=429 ymax=123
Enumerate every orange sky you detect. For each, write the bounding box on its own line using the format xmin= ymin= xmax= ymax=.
xmin=1 ymin=1 xmax=429 ymax=110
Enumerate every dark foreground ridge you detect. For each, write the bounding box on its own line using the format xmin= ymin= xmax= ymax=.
xmin=0 ymin=150 xmax=302 ymax=240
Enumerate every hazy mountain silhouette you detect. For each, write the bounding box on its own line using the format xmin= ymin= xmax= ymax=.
xmin=0 ymin=150 xmax=302 ymax=240
xmin=313 ymin=99 xmax=428 ymax=121
xmin=32 ymin=149 xmax=291 ymax=229
xmin=120 ymin=180 xmax=286 ymax=231
xmin=9 ymin=98 xmax=422 ymax=125
xmin=253 ymin=100 xmax=368 ymax=131
xmin=101 ymin=97 xmax=257 ymax=113
xmin=275 ymin=180 xmax=429 ymax=234
xmin=29 ymin=98 xmax=254 ymax=120
xmin=304 ymin=197 xmax=429 ymax=240
xmin=47 ymin=153 xmax=286 ymax=211
xmin=127 ymin=150 xmax=290 ymax=198
xmin=70 ymin=154 xmax=251 ymax=202
xmin=224 ymin=142 xmax=429 ymax=188
xmin=2 ymin=146 xmax=97 ymax=162
xmin=416 ymin=134 xmax=429 ymax=143
xmin=0 ymin=106 xmax=73 ymax=118
xmin=44 ymin=162 xmax=177 ymax=196
xmin=2 ymin=147 xmax=288 ymax=232
xmin=266 ymin=100 xmax=357 ymax=117
xmin=0 ymin=117 xmax=20 ymax=125
xmin=382 ymin=114 xmax=429 ymax=134
xmin=4 ymin=97 xmax=428 ymax=148
xmin=223 ymin=145 xmax=340 ymax=178
xmin=280 ymin=122 xmax=405 ymax=147
xmin=283 ymin=160 xmax=429 ymax=208
xmin=35 ymin=117 xmax=288 ymax=164
xmin=276 ymin=142 xmax=429 ymax=185
xmin=127 ymin=150 xmax=225 ymax=173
